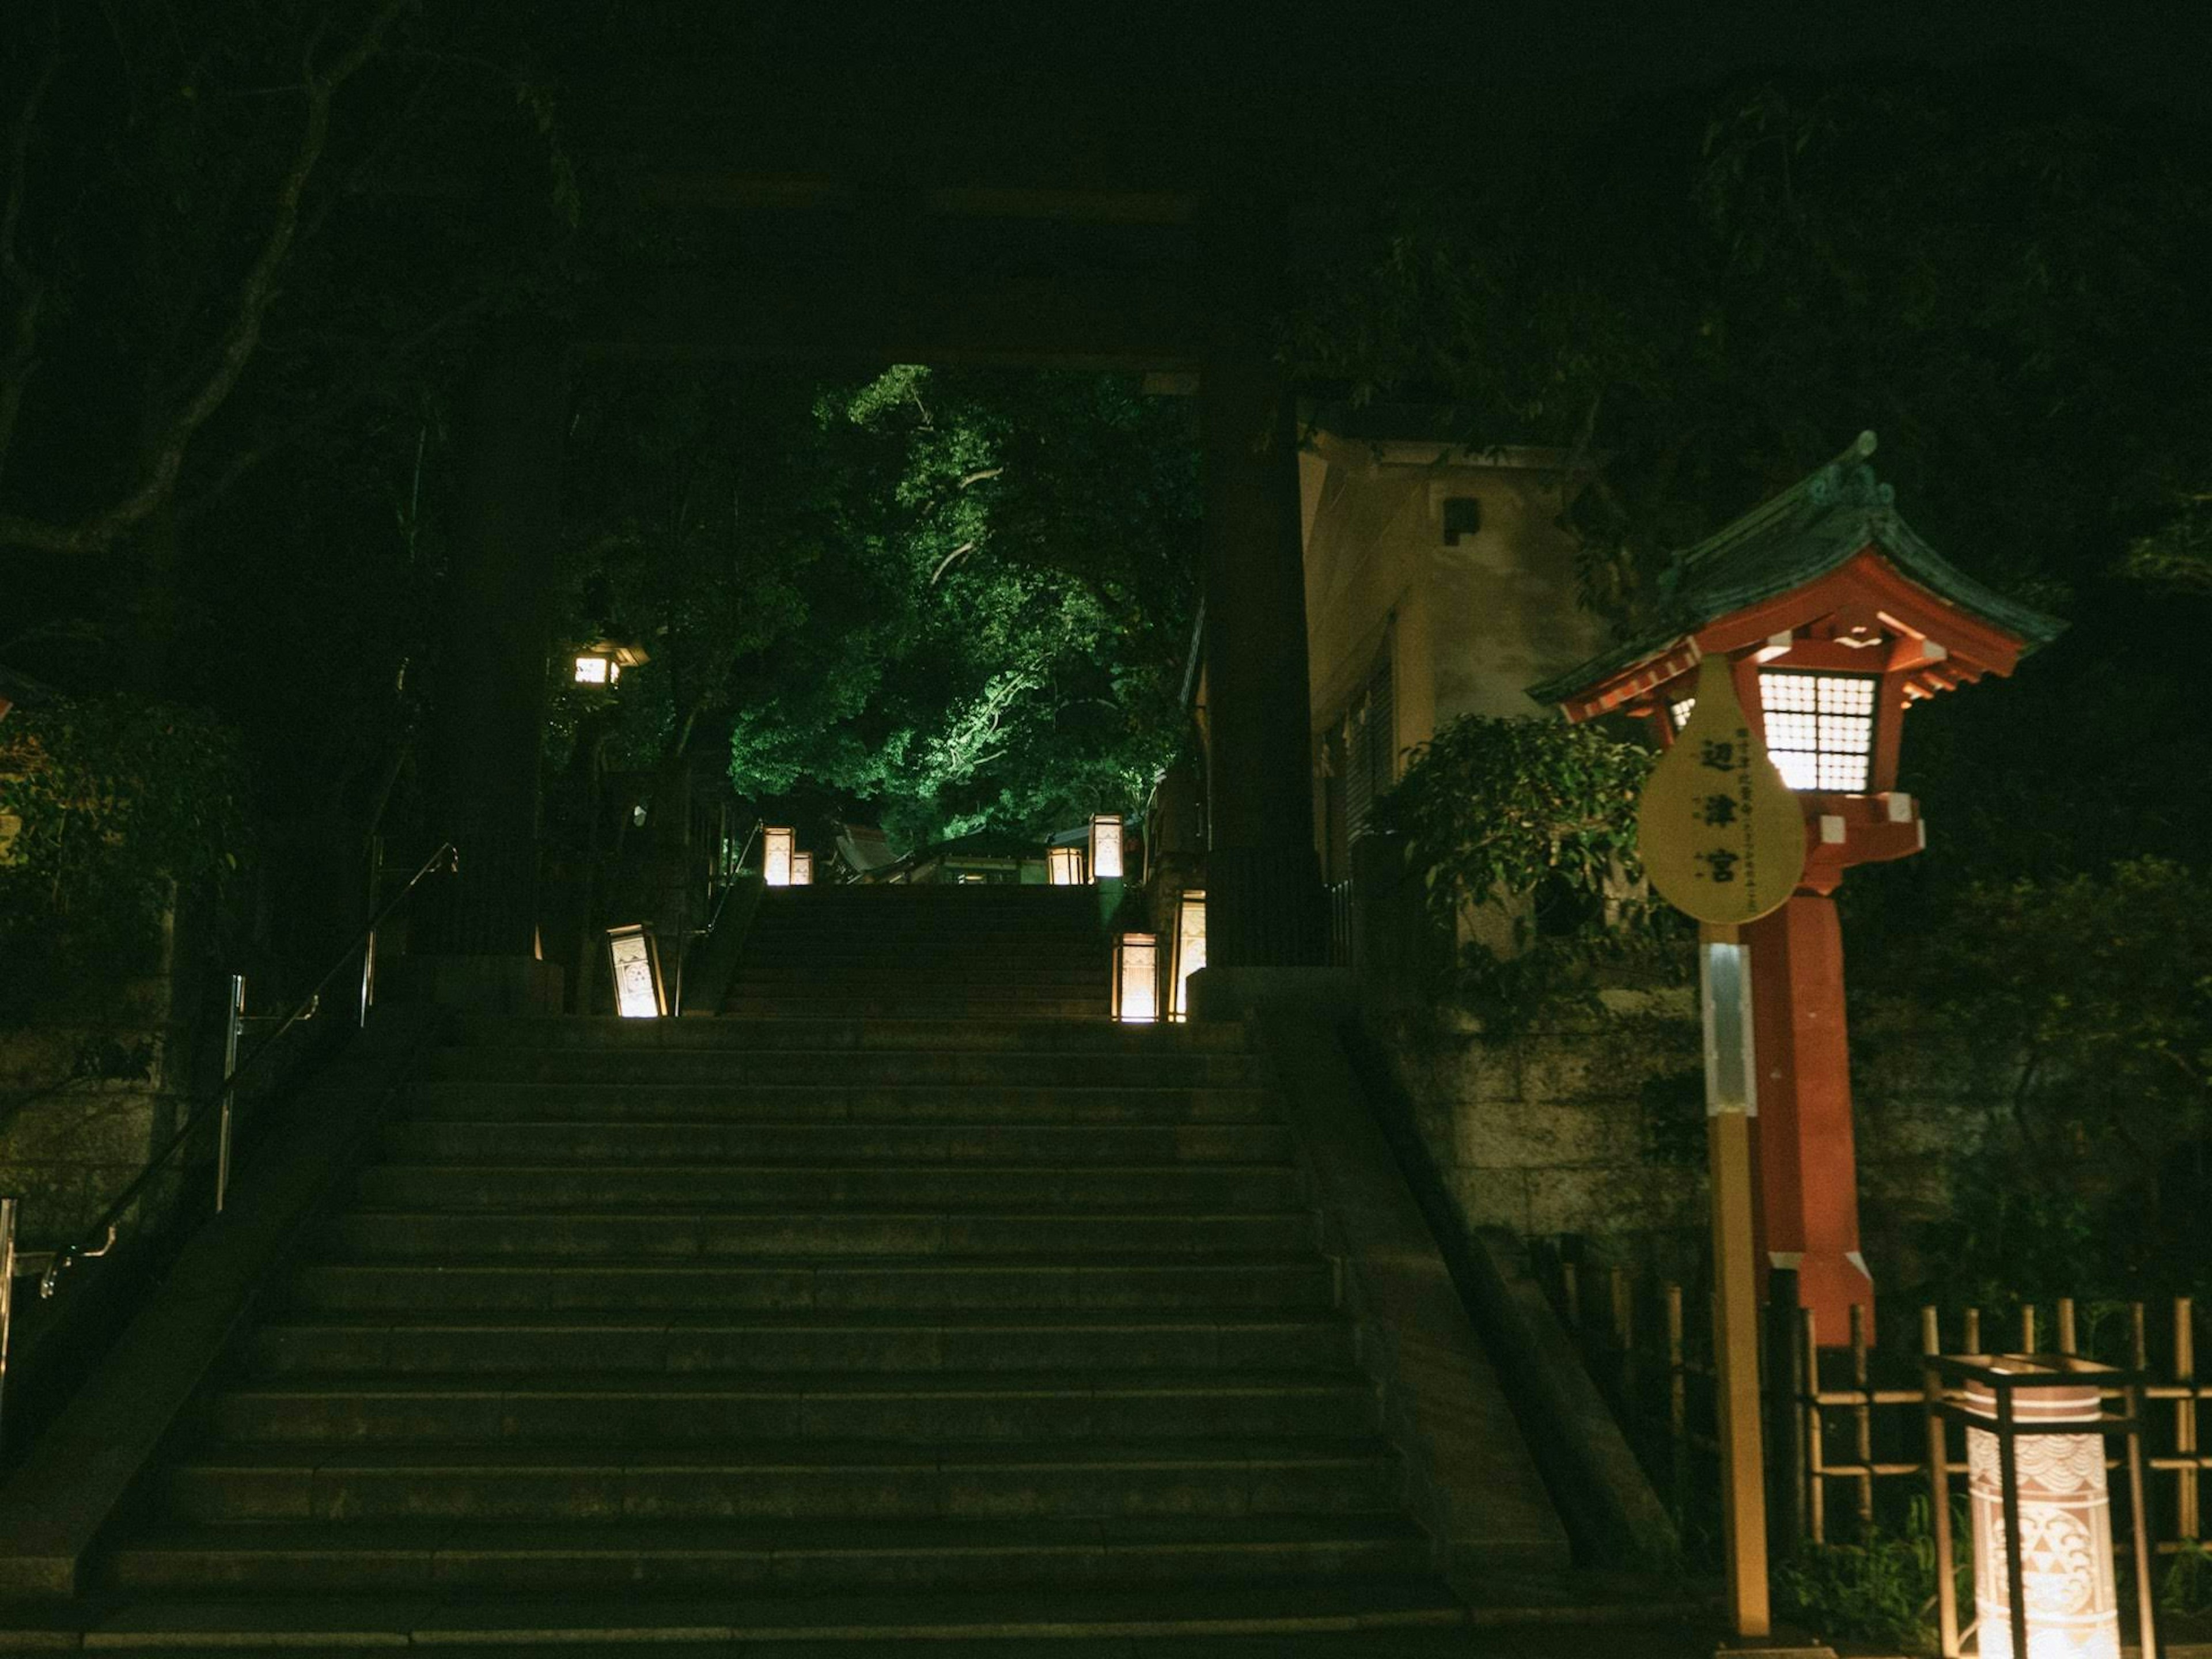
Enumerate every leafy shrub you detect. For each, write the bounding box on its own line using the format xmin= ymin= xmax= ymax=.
xmin=0 ymin=697 xmax=249 ymax=1018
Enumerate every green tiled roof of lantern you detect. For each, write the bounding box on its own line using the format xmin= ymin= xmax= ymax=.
xmin=1526 ymin=431 xmax=2067 ymax=707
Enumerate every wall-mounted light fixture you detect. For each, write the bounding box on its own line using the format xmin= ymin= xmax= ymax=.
xmin=1047 ymin=845 xmax=1087 ymax=885
xmin=763 ymin=826 xmax=795 ymax=887
xmin=1112 ymin=931 xmax=1158 ymax=1023
xmin=605 ymin=923 xmax=666 ymax=1018
xmin=1089 ymin=814 xmax=1124 ymax=881
xmin=1169 ymin=889 xmax=1206 ymax=1021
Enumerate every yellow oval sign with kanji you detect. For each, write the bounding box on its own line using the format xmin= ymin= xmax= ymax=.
xmin=1637 ymin=654 xmax=1805 ymax=925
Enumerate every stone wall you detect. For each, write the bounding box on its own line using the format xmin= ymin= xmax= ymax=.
xmin=1365 ymin=989 xmax=2010 ymax=1293
xmin=0 ymin=997 xmax=190 ymax=1252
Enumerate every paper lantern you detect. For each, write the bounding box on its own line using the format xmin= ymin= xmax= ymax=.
xmin=1047 ymin=845 xmax=1087 ymax=885
xmin=1089 ymin=815 xmax=1124 ymax=881
xmin=605 ymin=923 xmax=666 ymax=1018
xmin=790 ymin=850 xmax=813 ymax=886
xmin=1112 ymin=931 xmax=1158 ymax=1023
xmin=763 ymin=827 xmax=795 ymax=887
xmin=1967 ymin=1378 xmax=2120 ymax=1659
xmin=1169 ymin=890 xmax=1206 ymax=1021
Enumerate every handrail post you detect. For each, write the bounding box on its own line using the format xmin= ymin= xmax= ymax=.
xmin=359 ymin=835 xmax=382 ymax=1029
xmin=0 ymin=1195 xmax=18 ymax=1453
xmin=215 ymin=974 xmax=244 ymax=1214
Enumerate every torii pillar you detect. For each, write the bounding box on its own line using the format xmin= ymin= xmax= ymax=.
xmin=1198 ymin=192 xmax=1325 ymax=969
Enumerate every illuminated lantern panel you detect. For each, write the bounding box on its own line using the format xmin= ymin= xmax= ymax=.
xmin=1090 ymin=815 xmax=1124 ymax=881
xmin=1759 ymin=670 xmax=1878 ymax=793
xmin=790 ymin=850 xmax=813 ymax=886
xmin=573 ymin=654 xmax=615 ymax=685
xmin=1047 ymin=845 xmax=1088 ymax=885
xmin=763 ymin=827 xmax=795 ymax=887
xmin=1967 ymin=1379 xmax=2122 ymax=1659
xmin=1668 ymin=671 xmax=1880 ymax=793
xmin=1170 ymin=891 xmax=1206 ymax=1021
xmin=1112 ymin=931 xmax=1158 ymax=1023
xmin=605 ymin=923 xmax=665 ymax=1018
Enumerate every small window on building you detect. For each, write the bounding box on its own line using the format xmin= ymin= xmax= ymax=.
xmin=1441 ymin=496 xmax=1482 ymax=546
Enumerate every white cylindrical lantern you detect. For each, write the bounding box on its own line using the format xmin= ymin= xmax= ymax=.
xmin=1112 ymin=931 xmax=1158 ymax=1023
xmin=1089 ymin=814 xmax=1124 ymax=881
xmin=1047 ymin=844 xmax=1086 ymax=885
xmin=790 ymin=850 xmax=813 ymax=886
xmin=1170 ymin=889 xmax=1206 ymax=1021
xmin=1965 ymin=1377 xmax=2122 ymax=1659
xmin=763 ymin=826 xmax=794 ymax=887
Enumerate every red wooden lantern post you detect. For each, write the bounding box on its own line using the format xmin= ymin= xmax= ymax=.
xmin=1531 ymin=434 xmax=2064 ymax=1343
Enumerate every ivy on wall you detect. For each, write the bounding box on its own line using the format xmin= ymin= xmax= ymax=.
xmin=1370 ymin=713 xmax=1687 ymax=1028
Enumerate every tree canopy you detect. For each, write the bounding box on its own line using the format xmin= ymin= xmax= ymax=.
xmin=550 ymin=363 xmax=1199 ymax=851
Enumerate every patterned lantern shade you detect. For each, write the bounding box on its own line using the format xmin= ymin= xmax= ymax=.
xmin=1966 ymin=1377 xmax=2121 ymax=1659
xmin=790 ymin=851 xmax=813 ymax=886
xmin=1047 ymin=845 xmax=1086 ymax=885
xmin=763 ymin=827 xmax=794 ymax=887
xmin=1089 ymin=815 xmax=1124 ymax=881
xmin=1112 ymin=932 xmax=1158 ymax=1023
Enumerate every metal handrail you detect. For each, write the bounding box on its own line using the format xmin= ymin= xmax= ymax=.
xmin=33 ymin=840 xmax=458 ymax=1301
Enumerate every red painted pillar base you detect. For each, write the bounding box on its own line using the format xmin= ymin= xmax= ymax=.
xmin=1744 ymin=892 xmax=1875 ymax=1346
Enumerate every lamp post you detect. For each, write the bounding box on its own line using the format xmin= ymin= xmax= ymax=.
xmin=1924 ymin=1353 xmax=2158 ymax=1659
xmin=1530 ymin=432 xmax=2066 ymax=1343
xmin=571 ymin=639 xmax=647 ymax=687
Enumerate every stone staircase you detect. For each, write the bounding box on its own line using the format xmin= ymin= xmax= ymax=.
xmin=67 ymin=885 xmax=1558 ymax=1646
xmin=724 ymin=882 xmax=1109 ymax=1020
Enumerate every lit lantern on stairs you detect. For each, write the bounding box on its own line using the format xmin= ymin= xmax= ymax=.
xmin=763 ymin=827 xmax=795 ymax=887
xmin=1089 ymin=815 xmax=1124 ymax=881
xmin=1169 ymin=890 xmax=1206 ymax=1021
xmin=604 ymin=923 xmax=666 ymax=1017
xmin=790 ymin=851 xmax=813 ymax=886
xmin=1047 ymin=844 xmax=1087 ymax=885
xmin=1529 ymin=432 xmax=2065 ymax=1343
xmin=1112 ymin=931 xmax=1158 ymax=1022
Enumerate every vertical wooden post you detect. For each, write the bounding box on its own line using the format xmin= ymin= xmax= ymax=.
xmin=1766 ymin=1264 xmax=1806 ymax=1558
xmin=1703 ymin=922 xmax=1770 ymax=1638
xmin=2177 ymin=1297 xmax=2200 ymax=1545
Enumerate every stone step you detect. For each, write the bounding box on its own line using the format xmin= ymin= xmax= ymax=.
xmin=246 ymin=1313 xmax=1357 ymax=1377
xmin=99 ymin=1519 xmax=1441 ymax=1600
xmin=743 ymin=938 xmax=1106 ymax=960
xmin=287 ymin=1256 xmax=1339 ymax=1315
xmin=320 ymin=1209 xmax=1320 ymax=1260
xmin=420 ymin=1048 xmax=1265 ymax=1087
xmin=206 ymin=1370 xmax=1380 ymax=1445
xmin=398 ymin=1082 xmax=1273 ymax=1124
xmin=160 ymin=1437 xmax=1403 ymax=1524
xmin=356 ymin=1162 xmax=1304 ymax=1210
xmin=719 ymin=997 xmax=1110 ymax=1022
xmin=382 ymin=1120 xmax=1293 ymax=1166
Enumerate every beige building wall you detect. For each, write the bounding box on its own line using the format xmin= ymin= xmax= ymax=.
xmin=1301 ymin=430 xmax=1609 ymax=873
